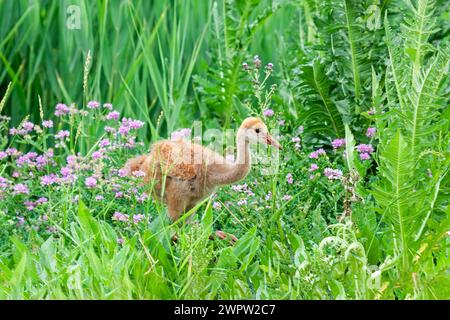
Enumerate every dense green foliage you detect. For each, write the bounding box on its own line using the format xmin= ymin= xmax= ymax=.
xmin=0 ymin=0 xmax=448 ymax=299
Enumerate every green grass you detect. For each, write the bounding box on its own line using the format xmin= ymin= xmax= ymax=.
xmin=0 ymin=0 xmax=449 ymax=300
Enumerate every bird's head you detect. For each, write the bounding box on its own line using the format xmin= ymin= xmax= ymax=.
xmin=239 ymin=117 xmax=281 ymax=149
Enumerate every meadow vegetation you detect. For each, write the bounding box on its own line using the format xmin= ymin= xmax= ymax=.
xmin=0 ymin=0 xmax=448 ymax=299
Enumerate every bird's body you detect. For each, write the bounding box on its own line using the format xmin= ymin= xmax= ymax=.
xmin=123 ymin=117 xmax=280 ymax=220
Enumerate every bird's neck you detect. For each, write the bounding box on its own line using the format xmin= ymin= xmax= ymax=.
xmin=226 ymin=129 xmax=251 ymax=183
xmin=206 ymin=128 xmax=251 ymax=187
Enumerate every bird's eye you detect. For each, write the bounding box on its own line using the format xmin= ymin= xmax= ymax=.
xmin=255 ymin=128 xmax=260 ymax=134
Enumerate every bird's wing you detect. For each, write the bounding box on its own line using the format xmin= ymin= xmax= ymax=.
xmin=149 ymin=140 xmax=199 ymax=181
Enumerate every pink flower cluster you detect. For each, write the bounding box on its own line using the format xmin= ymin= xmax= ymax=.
xmin=356 ymin=144 xmax=374 ymax=161
xmin=366 ymin=127 xmax=376 ymax=138
xmin=14 ymin=150 xmax=54 ymax=170
xmin=55 ymin=130 xmax=70 ymax=140
xmin=41 ymin=174 xmax=58 ymax=186
xmin=54 ymin=103 xmax=71 ymax=116
xmin=292 ymin=136 xmax=301 ymax=150
xmin=118 ymin=118 xmax=145 ymax=137
xmin=106 ymin=111 xmax=120 ymax=120
xmin=112 ymin=211 xmax=128 ymax=222
xmin=112 ymin=212 xmax=146 ymax=224
xmin=9 ymin=121 xmax=35 ymax=136
xmin=13 ymin=183 xmax=30 ymax=195
xmin=263 ymin=109 xmax=274 ymax=117
xmin=231 ymin=183 xmax=255 ymax=197
xmin=309 ymin=148 xmax=326 ymax=159
xmin=87 ymin=101 xmax=100 ymax=109
xmin=332 ymin=138 xmax=345 ymax=149
xmin=323 ymin=168 xmax=343 ymax=180
xmin=85 ymin=176 xmax=97 ymax=188
xmin=286 ymin=173 xmax=294 ymax=184
xmin=42 ymin=120 xmax=53 ymax=128
xmin=23 ymin=197 xmax=48 ymax=211
xmin=132 ymin=170 xmax=146 ymax=178
xmin=170 ymin=128 xmax=191 ymax=141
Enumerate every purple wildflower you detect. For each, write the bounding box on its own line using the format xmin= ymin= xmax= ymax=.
xmin=42 ymin=120 xmax=53 ymax=128
xmin=112 ymin=212 xmax=128 ymax=222
xmin=132 ymin=170 xmax=146 ymax=178
xmin=0 ymin=177 xmax=9 ymax=188
xmin=263 ymin=109 xmax=274 ymax=117
xmin=66 ymin=155 xmax=77 ymax=167
xmin=366 ymin=127 xmax=376 ymax=138
xmin=85 ymin=176 xmax=97 ymax=188
xmin=87 ymin=101 xmax=100 ymax=109
xmin=310 ymin=148 xmax=326 ymax=159
xmin=92 ymin=151 xmax=103 ymax=160
xmin=237 ymin=198 xmax=247 ymax=206
xmin=323 ymin=168 xmax=343 ymax=180
xmin=118 ymin=125 xmax=130 ymax=136
xmin=60 ymin=166 xmax=72 ymax=177
xmin=232 ymin=183 xmax=248 ymax=192
xmin=24 ymin=201 xmax=36 ymax=211
xmin=123 ymin=118 xmax=145 ymax=129
xmin=309 ymin=164 xmax=319 ymax=172
xmin=286 ymin=173 xmax=294 ymax=184
xmin=133 ymin=214 xmax=145 ymax=224
xmin=360 ymin=152 xmax=371 ymax=161
xmin=46 ymin=149 xmax=54 ymax=158
xmin=106 ymin=111 xmax=120 ymax=120
xmin=332 ymin=138 xmax=345 ymax=149
xmin=41 ymin=174 xmax=57 ymax=186
xmin=13 ymin=183 xmax=30 ymax=195
xmin=6 ymin=148 xmax=19 ymax=156
xmin=55 ymin=130 xmax=70 ymax=140
xmin=171 ymin=128 xmax=191 ymax=141
xmin=105 ymin=126 xmax=116 ymax=133
xmin=253 ymin=55 xmax=261 ymax=68
xmin=357 ymin=144 xmax=374 ymax=154
xmin=99 ymin=138 xmax=110 ymax=147
xmin=17 ymin=216 xmax=25 ymax=226
xmin=118 ymin=169 xmax=128 ymax=177
xmin=22 ymin=121 xmax=34 ymax=132
xmin=36 ymin=197 xmax=48 ymax=204
xmin=54 ymin=103 xmax=70 ymax=116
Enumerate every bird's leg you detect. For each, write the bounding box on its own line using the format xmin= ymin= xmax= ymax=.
xmin=167 ymin=197 xmax=185 ymax=221
xmin=168 ymin=198 xmax=195 ymax=243
xmin=209 ymin=230 xmax=238 ymax=244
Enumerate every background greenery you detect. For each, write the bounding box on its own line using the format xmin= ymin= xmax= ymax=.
xmin=0 ymin=0 xmax=449 ymax=299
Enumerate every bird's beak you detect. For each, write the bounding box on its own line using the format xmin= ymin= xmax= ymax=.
xmin=266 ymin=134 xmax=282 ymax=150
